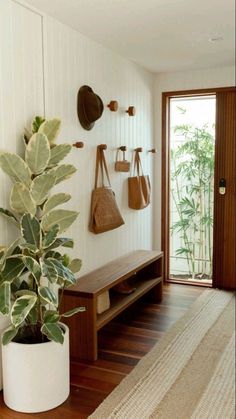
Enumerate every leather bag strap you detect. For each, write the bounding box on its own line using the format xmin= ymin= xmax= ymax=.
xmin=94 ymin=147 xmax=111 ymax=188
xmin=101 ymin=149 xmax=111 ymax=186
xmin=132 ymin=150 xmax=144 ymax=177
xmin=116 ymin=149 xmax=126 ymax=162
xmin=94 ymin=147 xmax=101 ymax=189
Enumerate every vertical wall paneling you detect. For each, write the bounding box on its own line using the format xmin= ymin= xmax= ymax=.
xmin=0 ymin=0 xmax=44 ymax=246
xmin=43 ymin=16 xmax=154 ymax=273
xmin=0 ymin=3 xmax=154 ymax=274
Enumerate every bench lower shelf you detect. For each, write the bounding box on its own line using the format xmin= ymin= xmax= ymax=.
xmin=97 ymin=276 xmax=162 ymax=330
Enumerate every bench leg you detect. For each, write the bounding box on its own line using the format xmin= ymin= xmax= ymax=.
xmin=146 ymin=281 xmax=163 ymax=303
xmin=62 ymin=295 xmax=98 ymax=361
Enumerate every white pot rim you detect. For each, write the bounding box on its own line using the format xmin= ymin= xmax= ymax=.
xmin=2 ymin=322 xmax=68 ymax=348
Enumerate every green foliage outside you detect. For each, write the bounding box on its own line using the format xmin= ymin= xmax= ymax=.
xmin=0 ymin=117 xmax=85 ymax=345
xmin=170 ymin=120 xmax=215 ymax=280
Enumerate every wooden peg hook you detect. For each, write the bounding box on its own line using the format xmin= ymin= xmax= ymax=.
xmin=126 ymin=106 xmax=136 ymax=116
xmin=73 ymin=141 xmax=84 ymax=148
xmin=119 ymin=146 xmax=127 ymax=152
xmin=135 ymin=147 xmax=143 ymax=153
xmin=98 ymin=144 xmax=107 ymax=150
xmin=148 ymin=149 xmax=157 ymax=153
xmin=107 ymin=100 xmax=118 ymax=112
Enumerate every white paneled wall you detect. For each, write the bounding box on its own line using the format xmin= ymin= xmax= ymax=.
xmin=0 ymin=0 xmax=44 ymax=245
xmin=0 ymin=1 xmax=154 ymax=274
xmin=43 ymin=16 xmax=154 ymax=272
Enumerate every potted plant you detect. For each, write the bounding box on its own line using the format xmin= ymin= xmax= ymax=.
xmin=0 ymin=117 xmax=85 ymax=413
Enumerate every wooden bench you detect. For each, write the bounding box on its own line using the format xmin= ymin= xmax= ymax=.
xmin=62 ymin=250 xmax=163 ymax=361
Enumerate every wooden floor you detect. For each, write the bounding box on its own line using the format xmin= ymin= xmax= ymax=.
xmin=0 ymin=283 xmax=204 ymax=419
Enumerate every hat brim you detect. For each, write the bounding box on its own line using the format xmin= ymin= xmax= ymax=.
xmin=77 ymin=86 xmax=95 ymax=131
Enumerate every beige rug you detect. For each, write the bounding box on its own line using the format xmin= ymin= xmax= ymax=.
xmin=89 ymin=289 xmax=235 ymax=419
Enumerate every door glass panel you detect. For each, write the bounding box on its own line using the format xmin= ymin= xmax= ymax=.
xmin=169 ymin=95 xmax=216 ymax=284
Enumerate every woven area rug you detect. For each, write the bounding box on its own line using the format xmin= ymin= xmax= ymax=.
xmin=89 ymin=289 xmax=235 ymax=419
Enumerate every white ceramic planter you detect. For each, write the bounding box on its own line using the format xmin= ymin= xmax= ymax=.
xmin=2 ymin=323 xmax=69 ymax=413
xmin=0 ymin=315 xmax=10 ymax=390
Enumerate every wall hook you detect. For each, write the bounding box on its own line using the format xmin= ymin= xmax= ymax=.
xmin=126 ymin=106 xmax=136 ymax=116
xmin=107 ymin=100 xmax=118 ymax=112
xmin=98 ymin=144 xmax=107 ymax=150
xmin=135 ymin=147 xmax=143 ymax=152
xmin=119 ymin=146 xmax=127 ymax=151
xmin=73 ymin=141 xmax=84 ymax=148
xmin=148 ymin=149 xmax=157 ymax=153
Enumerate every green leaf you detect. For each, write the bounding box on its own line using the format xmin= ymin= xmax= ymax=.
xmin=24 ymin=128 xmax=32 ymax=144
xmin=26 ymin=306 xmax=37 ymax=324
xmin=0 ymin=248 xmax=6 ymax=267
xmin=10 ymin=278 xmax=21 ymax=293
xmin=38 ymin=119 xmax=61 ymax=145
xmin=20 ymin=243 xmax=38 ymax=253
xmin=21 ymin=214 xmax=41 ymax=248
xmin=30 ymin=173 xmax=55 ymax=205
xmin=44 ymin=250 xmax=62 ymax=260
xmin=0 ymin=238 xmax=22 ymax=271
xmin=10 ymin=183 xmax=36 ymax=216
xmin=175 ymin=248 xmax=193 ymax=255
xmin=69 ymin=258 xmax=82 ymax=273
xmin=31 ymin=116 xmax=45 ymax=134
xmin=2 ymin=326 xmax=19 ymax=345
xmin=0 ymin=238 xmax=22 ymax=268
xmin=15 ymin=290 xmax=37 ymax=297
xmin=5 ymin=238 xmax=22 ymax=258
xmin=41 ymin=209 xmax=78 ymax=234
xmin=42 ymin=224 xmax=60 ymax=248
xmin=41 ymin=323 xmax=64 ymax=344
xmin=62 ymin=307 xmax=85 ymax=318
xmin=11 ymin=295 xmax=37 ymax=328
xmin=46 ymin=238 xmax=74 ymax=251
xmin=0 ymin=208 xmax=19 ymax=226
xmin=48 ymin=164 xmax=76 ymax=185
xmin=43 ymin=193 xmax=71 ymax=215
xmin=25 ymin=133 xmax=50 ymax=174
xmin=1 ymin=258 xmax=25 ymax=283
xmin=38 ymin=286 xmax=58 ymax=306
xmin=43 ymin=310 xmax=60 ymax=323
xmin=48 ymin=144 xmax=72 ymax=166
xmin=40 ymin=259 xmax=58 ymax=283
xmin=22 ymin=256 xmax=41 ymax=283
xmin=61 ymin=254 xmax=70 ymax=267
xmin=0 ymin=152 xmax=31 ymax=188
xmin=0 ymin=282 xmax=11 ymax=315
xmin=48 ymin=258 xmax=76 ymax=285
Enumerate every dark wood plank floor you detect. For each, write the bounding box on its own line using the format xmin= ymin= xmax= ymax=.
xmin=0 ymin=283 xmax=204 ymax=419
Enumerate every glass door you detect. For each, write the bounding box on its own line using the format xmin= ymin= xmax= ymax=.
xmin=169 ymin=95 xmax=216 ymax=284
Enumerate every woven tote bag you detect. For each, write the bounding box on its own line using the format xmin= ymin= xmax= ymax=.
xmin=89 ymin=147 xmax=124 ymax=234
xmin=128 ymin=150 xmax=151 ymax=210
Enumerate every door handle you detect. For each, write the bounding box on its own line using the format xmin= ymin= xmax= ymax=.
xmin=219 ymin=178 xmax=226 ymax=195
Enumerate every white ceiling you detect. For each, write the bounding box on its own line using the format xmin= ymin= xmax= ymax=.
xmin=25 ymin=0 xmax=235 ymax=73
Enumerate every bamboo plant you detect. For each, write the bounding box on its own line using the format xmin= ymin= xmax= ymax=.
xmin=0 ymin=116 xmax=85 ymax=345
xmin=170 ymin=123 xmax=214 ymax=279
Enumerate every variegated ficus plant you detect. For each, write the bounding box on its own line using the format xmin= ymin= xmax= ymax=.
xmin=0 ymin=116 xmax=85 ymax=345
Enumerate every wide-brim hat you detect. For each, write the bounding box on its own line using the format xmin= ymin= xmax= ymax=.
xmin=77 ymin=85 xmax=104 ymax=130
